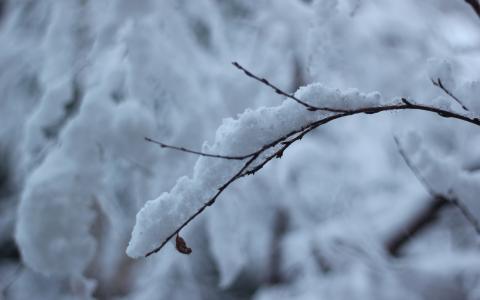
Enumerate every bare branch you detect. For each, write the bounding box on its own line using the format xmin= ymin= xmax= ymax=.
xmin=465 ymin=0 xmax=480 ymax=18
xmin=232 ymin=62 xmax=348 ymax=113
xmin=145 ymin=137 xmax=255 ymax=160
xmin=431 ymin=78 xmax=470 ymax=112
xmin=267 ymin=208 xmax=290 ymax=284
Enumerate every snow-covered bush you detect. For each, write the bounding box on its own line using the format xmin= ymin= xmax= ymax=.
xmin=1 ymin=0 xmax=480 ymax=299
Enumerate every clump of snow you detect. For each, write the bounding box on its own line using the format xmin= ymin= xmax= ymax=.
xmin=296 ymin=83 xmax=383 ymax=110
xmin=127 ymin=86 xmax=383 ymax=258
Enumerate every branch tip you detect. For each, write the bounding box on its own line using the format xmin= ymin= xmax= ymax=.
xmin=401 ymin=98 xmax=412 ymax=106
xmin=431 ymin=77 xmax=470 ymax=112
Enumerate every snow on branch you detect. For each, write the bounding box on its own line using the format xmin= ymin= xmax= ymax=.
xmin=127 ymin=63 xmax=480 ymax=258
xmin=232 ymin=62 xmax=349 ymax=113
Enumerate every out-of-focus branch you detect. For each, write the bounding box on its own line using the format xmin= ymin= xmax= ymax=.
xmin=144 ymin=65 xmax=480 ymax=257
xmin=0 ymin=264 xmax=23 ymax=299
xmin=395 ymin=137 xmax=480 ymax=234
xmin=0 ymin=1 xmax=6 ymax=24
xmin=465 ymin=0 xmax=480 ymax=17
xmin=387 ymin=137 xmax=480 ymax=257
xmin=267 ymin=208 xmax=289 ymax=285
xmin=386 ymin=196 xmax=449 ymax=257
xmin=431 ymin=78 xmax=470 ymax=112
xmin=394 ymin=137 xmax=434 ymax=195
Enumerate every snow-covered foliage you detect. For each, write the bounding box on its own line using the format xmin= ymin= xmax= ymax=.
xmin=1 ymin=0 xmax=480 ymax=299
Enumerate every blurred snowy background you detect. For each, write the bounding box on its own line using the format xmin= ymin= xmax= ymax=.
xmin=1 ymin=0 xmax=480 ymax=299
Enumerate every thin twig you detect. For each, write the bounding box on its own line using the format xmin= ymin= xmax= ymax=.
xmin=394 ymin=136 xmax=480 ymax=235
xmin=431 ymin=78 xmax=470 ymax=111
xmin=394 ymin=136 xmax=436 ymax=195
xmin=232 ymin=62 xmax=348 ymax=113
xmin=145 ymin=137 xmax=255 ymax=160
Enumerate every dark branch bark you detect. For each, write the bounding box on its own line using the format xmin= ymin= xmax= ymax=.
xmin=465 ymin=0 xmax=480 ymax=17
xmin=386 ymin=197 xmax=449 ymax=257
